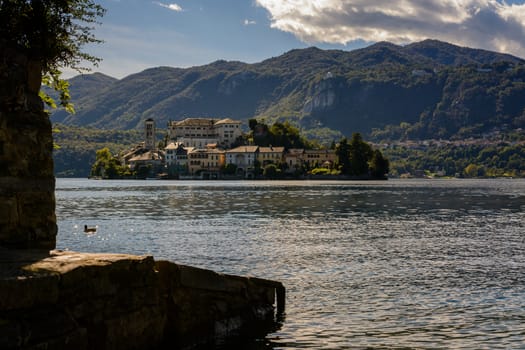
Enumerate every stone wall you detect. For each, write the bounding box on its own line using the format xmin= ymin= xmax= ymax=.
xmin=0 ymin=43 xmax=57 ymax=249
xmin=0 ymin=249 xmax=285 ymax=349
xmin=156 ymin=260 xmax=285 ymax=348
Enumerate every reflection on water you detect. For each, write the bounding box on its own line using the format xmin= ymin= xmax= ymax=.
xmin=56 ymin=179 xmax=525 ymax=349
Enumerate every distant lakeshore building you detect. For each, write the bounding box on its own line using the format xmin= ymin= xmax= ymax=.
xmin=167 ymin=117 xmax=242 ymax=148
xmin=144 ymin=118 xmax=156 ymax=150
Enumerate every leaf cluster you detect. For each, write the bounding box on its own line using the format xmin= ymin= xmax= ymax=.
xmin=0 ymin=0 xmax=105 ymax=72
xmin=90 ymin=147 xmax=133 ymax=179
xmin=1 ymin=0 xmax=105 ymax=113
xmin=248 ymin=119 xmax=315 ymax=149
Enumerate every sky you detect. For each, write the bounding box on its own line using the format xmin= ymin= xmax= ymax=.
xmin=75 ymin=0 xmax=525 ymax=79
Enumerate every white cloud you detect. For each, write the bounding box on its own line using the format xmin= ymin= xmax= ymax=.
xmin=154 ymin=2 xmax=183 ymax=12
xmin=244 ymin=19 xmax=257 ymax=25
xmin=255 ymin=0 xmax=525 ymax=58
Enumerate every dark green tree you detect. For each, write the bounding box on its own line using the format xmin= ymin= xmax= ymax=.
xmin=248 ymin=118 xmax=258 ymax=131
xmin=269 ymin=121 xmax=311 ymax=149
xmin=221 ymin=163 xmax=237 ymax=175
xmin=335 ymin=137 xmax=351 ymax=174
xmin=0 ymin=0 xmax=105 ymax=109
xmin=91 ymin=147 xmax=129 ymax=179
xmin=91 ymin=147 xmax=112 ymax=177
xmin=348 ymin=133 xmax=373 ymax=176
xmin=369 ymin=149 xmax=390 ymax=178
xmin=263 ymin=163 xmax=279 ymax=179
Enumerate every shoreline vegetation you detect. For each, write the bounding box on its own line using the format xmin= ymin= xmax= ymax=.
xmin=87 ymin=120 xmax=391 ymax=181
xmin=53 ymin=122 xmax=525 ymax=180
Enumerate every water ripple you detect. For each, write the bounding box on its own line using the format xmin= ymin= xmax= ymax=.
xmin=56 ymin=179 xmax=525 ymax=349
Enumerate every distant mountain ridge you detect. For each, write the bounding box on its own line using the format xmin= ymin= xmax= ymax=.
xmin=51 ymin=39 xmax=525 ymax=141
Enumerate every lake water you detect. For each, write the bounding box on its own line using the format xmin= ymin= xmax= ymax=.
xmin=55 ymin=178 xmax=525 ymax=349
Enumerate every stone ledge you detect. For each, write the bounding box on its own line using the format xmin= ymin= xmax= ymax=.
xmin=0 ymin=249 xmax=285 ymax=349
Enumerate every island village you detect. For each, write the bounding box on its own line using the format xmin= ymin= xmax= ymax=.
xmin=92 ymin=117 xmax=345 ymax=179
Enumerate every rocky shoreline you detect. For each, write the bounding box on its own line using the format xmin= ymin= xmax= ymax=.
xmin=0 ymin=249 xmax=285 ymax=349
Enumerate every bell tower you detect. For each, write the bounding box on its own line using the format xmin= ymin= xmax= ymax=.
xmin=145 ymin=118 xmax=156 ymax=150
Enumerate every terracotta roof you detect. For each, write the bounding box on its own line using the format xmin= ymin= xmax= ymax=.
xmin=226 ymin=145 xmax=259 ymax=153
xmin=215 ymin=118 xmax=242 ymax=125
xmin=287 ymin=148 xmax=305 ymax=155
xmin=129 ymin=151 xmax=162 ymax=162
xmin=170 ymin=117 xmax=242 ymax=127
xmin=173 ymin=118 xmax=216 ymax=127
xmin=165 ymin=142 xmax=183 ymax=150
xmin=189 ymin=148 xmax=225 ymax=155
xmin=259 ymin=146 xmax=285 ymax=153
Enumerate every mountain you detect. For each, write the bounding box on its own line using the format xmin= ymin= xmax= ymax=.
xmin=51 ymin=39 xmax=525 ymax=141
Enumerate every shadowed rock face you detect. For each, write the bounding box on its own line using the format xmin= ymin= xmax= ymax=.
xmin=0 ymin=249 xmax=284 ymax=350
xmin=0 ymin=43 xmax=57 ymax=249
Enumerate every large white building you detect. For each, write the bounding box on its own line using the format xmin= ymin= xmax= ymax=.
xmin=167 ymin=118 xmax=242 ymax=148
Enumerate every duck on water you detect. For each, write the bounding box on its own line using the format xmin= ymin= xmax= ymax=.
xmin=84 ymin=225 xmax=97 ymax=233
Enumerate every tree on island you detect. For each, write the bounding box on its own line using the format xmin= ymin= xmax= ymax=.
xmin=248 ymin=119 xmax=313 ymax=149
xmin=369 ymin=149 xmax=390 ymax=179
xmin=348 ymin=133 xmax=373 ymax=176
xmin=336 ymin=133 xmax=389 ymax=178
xmin=91 ymin=147 xmax=132 ymax=179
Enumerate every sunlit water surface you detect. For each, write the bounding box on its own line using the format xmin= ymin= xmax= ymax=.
xmin=56 ymin=178 xmax=525 ymax=349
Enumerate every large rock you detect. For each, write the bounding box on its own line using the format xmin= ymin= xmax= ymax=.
xmin=0 ymin=250 xmax=166 ymax=350
xmin=0 ymin=249 xmax=285 ymax=349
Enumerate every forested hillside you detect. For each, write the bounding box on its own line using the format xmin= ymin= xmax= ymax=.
xmin=50 ymin=39 xmax=525 ymax=178
xmin=52 ymin=125 xmax=141 ymax=177
xmin=50 ymin=40 xmax=525 ymax=141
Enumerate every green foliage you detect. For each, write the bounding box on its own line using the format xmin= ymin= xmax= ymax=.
xmin=348 ymin=133 xmax=373 ymax=176
xmin=48 ymin=40 xmax=525 ymax=140
xmin=263 ymin=163 xmax=280 ymax=179
xmin=251 ymin=120 xmax=314 ymax=149
xmin=221 ymin=163 xmax=237 ymax=175
xmin=369 ymin=149 xmax=390 ymax=178
xmin=303 ymin=127 xmax=343 ymax=147
xmin=248 ymin=118 xmax=258 ymax=131
xmin=383 ymin=141 xmax=525 ymax=178
xmin=335 ymin=137 xmax=351 ymax=174
xmin=91 ymin=147 xmax=133 ymax=179
xmin=0 ymin=0 xmax=105 ymax=72
xmin=464 ymin=163 xmax=484 ymax=177
xmin=336 ymin=133 xmax=387 ymax=178
xmin=52 ymin=124 xmax=141 ymax=177
xmin=311 ymin=167 xmax=341 ymax=176
xmin=1 ymin=0 xmax=105 ymax=110
xmin=41 ymin=70 xmax=75 ymax=113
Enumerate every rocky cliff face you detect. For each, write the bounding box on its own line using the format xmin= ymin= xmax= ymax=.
xmin=0 ymin=43 xmax=56 ymax=249
xmin=303 ymin=75 xmax=338 ymax=114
